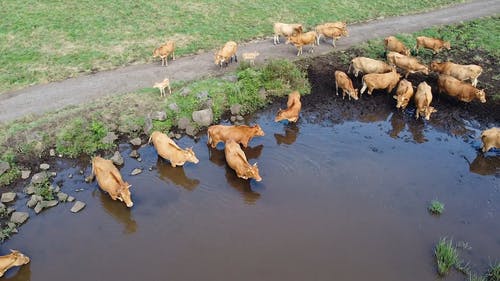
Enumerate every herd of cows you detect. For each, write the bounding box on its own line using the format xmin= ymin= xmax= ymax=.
xmin=1 ymin=20 xmax=499 ymax=277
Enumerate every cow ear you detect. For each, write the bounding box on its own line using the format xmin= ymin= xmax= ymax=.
xmin=10 ymin=249 xmax=18 ymax=254
xmin=393 ymin=95 xmax=397 ymax=100
xmin=253 ymin=162 xmax=258 ymax=167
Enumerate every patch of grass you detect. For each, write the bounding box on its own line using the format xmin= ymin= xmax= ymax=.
xmin=428 ymin=199 xmax=445 ymax=215
xmin=33 ymin=178 xmax=56 ymax=201
xmin=470 ymin=274 xmax=487 ymax=281
xmin=0 ymin=223 xmax=17 ymax=243
xmin=486 ymin=262 xmax=500 ymax=281
xmin=435 ymin=237 xmax=459 ymax=276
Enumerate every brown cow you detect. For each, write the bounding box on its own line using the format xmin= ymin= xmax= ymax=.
xmin=389 ymin=53 xmax=429 ymax=78
xmin=480 ymin=127 xmax=500 ymax=153
xmin=224 ymin=139 xmax=262 ymax=181
xmin=384 ymin=36 xmax=410 ymax=56
xmin=286 ymin=31 xmax=318 ymax=56
xmin=415 ymin=36 xmax=450 ymax=53
xmin=275 ymin=91 xmax=302 ymax=122
xmin=334 ymin=70 xmax=358 ymax=100
xmin=0 ymin=250 xmax=30 ymax=277
xmin=153 ymin=78 xmax=172 ymax=97
xmin=149 ymin=131 xmax=199 ymax=167
xmin=215 ymin=41 xmax=238 ymax=68
xmin=414 ymin=82 xmax=437 ymax=120
xmin=92 ymin=156 xmax=133 ymax=208
xmin=360 ymin=70 xmax=401 ymax=96
xmin=273 ymin=22 xmax=303 ymax=45
xmin=207 ymin=124 xmax=265 ymax=148
xmin=348 ymin=57 xmax=394 ymax=78
xmin=153 ymin=40 xmax=175 ymax=66
xmin=315 ymin=24 xmax=348 ymax=47
xmin=393 ymin=79 xmax=414 ymax=110
xmin=437 ymin=74 xmax=486 ymax=103
xmin=430 ymin=61 xmax=482 ymax=87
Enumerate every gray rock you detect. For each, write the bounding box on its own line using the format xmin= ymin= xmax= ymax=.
xmin=177 ymin=117 xmax=190 ymax=130
xmin=34 ymin=202 xmax=44 ymax=214
xmin=192 ymin=108 xmax=213 ymax=127
xmin=26 ymin=196 xmax=38 ymax=208
xmin=7 ymin=222 xmax=17 ymax=229
xmin=137 ymin=158 xmax=142 ymax=162
xmin=85 ymin=175 xmax=94 ymax=183
xmin=42 ymin=200 xmax=58 ymax=208
xmin=10 ymin=212 xmax=29 ymax=224
xmin=31 ymin=172 xmax=49 ymax=184
xmin=67 ymin=196 xmax=75 ymax=202
xmin=174 ymin=134 xmax=182 ymax=139
xmin=152 ymin=111 xmax=167 ymax=121
xmin=68 ymin=174 xmax=73 ymax=178
xmin=234 ymin=121 xmax=244 ymax=126
xmin=101 ymin=132 xmax=118 ymax=144
xmin=110 ymin=151 xmax=124 ymax=166
xmin=0 ymin=161 xmax=10 ymax=176
xmin=1 ymin=192 xmax=16 ymax=203
xmin=168 ymin=132 xmax=175 ymax=138
xmin=196 ymin=90 xmax=209 ymax=100
xmin=168 ymin=103 xmax=179 ymax=112
xmin=49 ymin=149 xmax=56 ymax=157
xmin=0 ymin=203 xmax=5 ymax=212
xmin=131 ymin=168 xmax=142 ymax=176
xmin=223 ymin=74 xmax=238 ymax=82
xmin=57 ymin=192 xmax=69 ymax=202
xmin=51 ymin=172 xmax=57 ymax=177
xmin=130 ymin=137 xmax=142 ymax=146
xmin=230 ymin=104 xmax=242 ymax=115
xmin=230 ymin=116 xmax=237 ymax=122
xmin=143 ymin=115 xmax=153 ymax=135
xmin=71 ymin=201 xmax=86 ymax=213
xmin=202 ymin=99 xmax=213 ymax=109
xmin=21 ymin=170 xmax=31 ymax=180
xmin=40 ymin=163 xmax=50 ymax=170
xmin=129 ymin=150 xmax=140 ymax=159
xmin=180 ymin=87 xmax=191 ymax=97
xmin=24 ymin=185 xmax=35 ymax=195
xmin=259 ymin=87 xmax=267 ymax=99
xmin=54 ymin=185 xmax=60 ymax=193
xmin=236 ymin=115 xmax=244 ymax=121
xmin=185 ymin=125 xmax=198 ymax=137
xmin=6 ymin=207 xmax=15 ymax=215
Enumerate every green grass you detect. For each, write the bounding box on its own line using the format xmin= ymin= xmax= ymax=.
xmin=0 ymin=223 xmax=17 ymax=243
xmin=428 ymin=200 xmax=445 ymax=215
xmin=486 ymin=262 xmax=500 ymax=281
xmin=0 ymin=0 xmax=464 ymax=93
xmin=435 ymin=237 xmax=459 ymax=276
xmin=33 ymin=178 xmax=56 ymax=201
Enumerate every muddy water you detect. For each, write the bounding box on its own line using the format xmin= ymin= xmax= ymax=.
xmin=3 ymin=98 xmax=499 ymax=281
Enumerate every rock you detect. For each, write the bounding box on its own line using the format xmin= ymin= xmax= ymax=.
xmin=110 ymin=151 xmax=124 ymax=166
xmin=31 ymin=172 xmax=49 ymax=184
xmin=168 ymin=132 xmax=175 ymax=138
xmin=202 ymin=99 xmax=213 ymax=109
xmin=185 ymin=125 xmax=198 ymax=137
xmin=34 ymin=202 xmax=44 ymax=214
xmin=53 ymin=185 xmax=60 ymax=193
xmin=152 ymin=111 xmax=167 ymax=121
xmin=10 ymin=212 xmax=29 ymax=224
xmin=230 ymin=116 xmax=237 ymax=123
xmin=0 ymin=161 xmax=10 ymax=176
xmin=230 ymin=104 xmax=242 ymax=115
xmin=131 ymin=168 xmax=142 ymax=176
xmin=68 ymin=174 xmax=73 ymax=179
xmin=71 ymin=201 xmax=86 ymax=213
xmin=0 ymin=203 xmax=5 ymax=212
xmin=42 ymin=200 xmax=58 ymax=208
xmin=21 ymin=170 xmax=31 ymax=180
xmin=236 ymin=115 xmax=244 ymax=121
xmin=7 ymin=222 xmax=17 ymax=229
xmin=175 ymin=134 xmax=182 ymax=139
xmin=177 ymin=117 xmax=190 ymax=130
xmin=223 ymin=74 xmax=238 ymax=82
xmin=168 ymin=103 xmax=179 ymax=113
xmin=49 ymin=149 xmax=56 ymax=157
xmin=130 ymin=137 xmax=142 ymax=146
xmin=196 ymin=90 xmax=209 ymax=100
xmin=51 ymin=172 xmax=57 ymax=177
xmin=25 ymin=185 xmax=36 ymax=195
xmin=67 ymin=196 xmax=75 ymax=202
xmin=180 ymin=87 xmax=191 ymax=96
xmin=192 ymin=108 xmax=213 ymax=127
xmin=57 ymin=192 xmax=69 ymax=202
xmin=143 ymin=115 xmax=153 ymax=135
xmin=259 ymin=87 xmax=267 ymax=99
xmin=1 ymin=192 xmax=16 ymax=203
xmin=79 ymin=170 xmax=84 ymax=175
xmin=26 ymin=196 xmax=38 ymax=208
xmin=129 ymin=150 xmax=140 ymax=159
xmin=101 ymin=132 xmax=118 ymax=144
xmin=6 ymin=207 xmax=15 ymax=215
xmin=39 ymin=163 xmax=50 ymax=170
xmin=137 ymin=158 xmax=142 ymax=162
xmin=85 ymin=175 xmax=94 ymax=183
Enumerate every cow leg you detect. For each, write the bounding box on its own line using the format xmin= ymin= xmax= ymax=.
xmin=472 ymin=78 xmax=478 ymax=87
xmin=360 ymin=81 xmax=367 ymax=95
xmin=234 ymin=54 xmax=238 ymax=62
xmin=335 ymin=81 xmax=338 ymax=96
xmin=172 ymin=51 xmax=176 ymax=61
xmin=168 ymin=85 xmax=172 ymax=95
xmin=332 ymin=39 xmax=336 ymax=48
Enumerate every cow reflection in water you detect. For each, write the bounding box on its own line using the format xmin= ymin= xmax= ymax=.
xmin=274 ymin=123 xmax=299 ymax=145
xmin=467 ymin=153 xmax=500 ymax=176
xmin=388 ymin=112 xmax=406 ymax=139
xmin=208 ymin=145 xmax=262 ymax=204
xmin=156 ymin=158 xmax=200 ymax=191
xmin=95 ymin=190 xmax=137 ymax=234
xmin=3 ymin=262 xmax=30 ymax=281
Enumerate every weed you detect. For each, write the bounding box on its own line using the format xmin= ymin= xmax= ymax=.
xmin=428 ymin=200 xmax=445 ymax=215
xmin=33 ymin=178 xmax=56 ymax=201
xmin=56 ymin=118 xmax=114 ymax=157
xmin=435 ymin=237 xmax=459 ymax=275
xmin=470 ymin=273 xmax=487 ymax=281
xmin=486 ymin=262 xmax=500 ymax=281
xmin=0 ymin=223 xmax=17 ymax=243
xmin=0 ymin=166 xmax=20 ymax=187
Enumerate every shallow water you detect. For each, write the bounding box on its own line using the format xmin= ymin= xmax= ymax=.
xmin=2 ymin=98 xmax=499 ymax=281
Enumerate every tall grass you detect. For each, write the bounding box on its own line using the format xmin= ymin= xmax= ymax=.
xmin=435 ymin=237 xmax=459 ymax=275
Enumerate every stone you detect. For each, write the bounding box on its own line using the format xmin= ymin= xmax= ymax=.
xmin=53 ymin=185 xmax=60 ymax=193
xmin=130 ymin=137 xmax=142 ymax=146
xmin=51 ymin=172 xmax=57 ymax=177
xmin=39 ymin=163 xmax=50 ymax=170
xmin=236 ymin=115 xmax=244 ymax=121
xmin=259 ymin=87 xmax=267 ymax=99
xmin=168 ymin=103 xmax=179 ymax=112
xmin=230 ymin=116 xmax=237 ymax=123
xmin=110 ymin=151 xmax=124 ymax=166
xmin=67 ymin=196 xmax=75 ymax=202
xmin=192 ymin=108 xmax=213 ymax=127
xmin=175 ymin=134 xmax=182 ymax=139
xmin=0 ymin=161 xmax=10 ymax=176
xmin=152 ymin=111 xmax=167 ymax=121
xmin=230 ymin=104 xmax=242 ymax=115
xmin=34 ymin=202 xmax=44 ymax=214
xmin=31 ymin=172 xmax=49 ymax=184
xmin=222 ymin=74 xmax=238 ymax=82
xmin=168 ymin=132 xmax=175 ymax=138
xmin=202 ymin=99 xmax=213 ymax=109
xmin=101 ymin=132 xmax=118 ymax=144
xmin=196 ymin=90 xmax=209 ymax=100
xmin=131 ymin=168 xmax=142 ymax=176
xmin=0 ymin=203 xmax=5 ymax=212
xmin=180 ymin=87 xmax=191 ymax=96
xmin=177 ymin=117 xmax=190 ymax=130
xmin=71 ymin=201 xmax=86 ymax=213
xmin=41 ymin=200 xmax=58 ymax=208
xmin=68 ymin=174 xmax=73 ymax=178
xmin=21 ymin=170 xmax=31 ymax=180
xmin=49 ymin=149 xmax=56 ymax=157
xmin=1 ymin=192 xmax=16 ymax=203
xmin=137 ymin=158 xmax=142 ymax=162
xmin=129 ymin=150 xmax=140 ymax=159
xmin=143 ymin=115 xmax=153 ymax=135
xmin=6 ymin=207 xmax=15 ymax=215
xmin=25 ymin=185 xmax=36 ymax=195
xmin=185 ymin=125 xmax=198 ymax=137
xmin=85 ymin=175 xmax=94 ymax=183
xmin=10 ymin=212 xmax=29 ymax=224
xmin=26 ymin=196 xmax=39 ymax=208
xmin=57 ymin=192 xmax=69 ymax=202
xmin=7 ymin=222 xmax=17 ymax=229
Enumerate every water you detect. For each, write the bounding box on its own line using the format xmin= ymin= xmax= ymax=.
xmin=2 ymin=99 xmax=499 ymax=281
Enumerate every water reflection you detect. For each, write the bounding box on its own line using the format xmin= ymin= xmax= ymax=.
xmin=388 ymin=112 xmax=406 ymax=139
xmin=407 ymin=119 xmax=427 ymax=143
xmin=274 ymin=123 xmax=300 ymax=145
xmin=4 ymin=262 xmax=31 ymax=281
xmin=94 ymin=190 xmax=137 ymax=234
xmin=468 ymin=153 xmax=500 ymax=176
xmin=156 ymin=158 xmax=200 ymax=191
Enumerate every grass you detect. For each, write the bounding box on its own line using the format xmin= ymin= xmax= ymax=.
xmin=33 ymin=178 xmax=56 ymax=201
xmin=0 ymin=223 xmax=17 ymax=243
xmin=428 ymin=199 xmax=444 ymax=215
xmin=435 ymin=237 xmax=459 ymax=276
xmin=486 ymin=262 xmax=500 ymax=281
xmin=0 ymin=0 xmax=465 ymax=93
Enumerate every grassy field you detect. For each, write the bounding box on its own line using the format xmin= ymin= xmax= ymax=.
xmin=0 ymin=0 xmax=465 ymax=93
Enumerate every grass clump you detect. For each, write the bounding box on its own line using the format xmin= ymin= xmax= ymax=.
xmin=33 ymin=178 xmax=56 ymax=201
xmin=486 ymin=262 xmax=500 ymax=281
xmin=0 ymin=223 xmax=17 ymax=243
xmin=428 ymin=200 xmax=445 ymax=215
xmin=0 ymin=166 xmax=20 ymax=187
xmin=435 ymin=237 xmax=459 ymax=276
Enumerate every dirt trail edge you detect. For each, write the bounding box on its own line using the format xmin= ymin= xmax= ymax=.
xmin=1 ymin=0 xmax=498 ymax=123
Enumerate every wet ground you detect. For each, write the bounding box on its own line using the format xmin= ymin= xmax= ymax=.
xmin=2 ymin=83 xmax=499 ymax=280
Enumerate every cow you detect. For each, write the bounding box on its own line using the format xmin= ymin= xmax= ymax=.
xmin=384 ymin=36 xmax=410 ymax=56
xmin=275 ymin=91 xmax=302 ymax=122
xmin=149 ymin=131 xmax=199 ymax=167
xmin=386 ymin=51 xmax=406 ymax=66
xmin=334 ymin=70 xmax=359 ymax=100
xmin=415 ymin=36 xmax=450 ymax=53
xmin=153 ymin=40 xmax=175 ymax=66
xmin=153 ymin=78 xmax=172 ymax=97
xmin=348 ymin=57 xmax=395 ymax=78
xmin=315 ymin=24 xmax=348 ymax=47
xmin=224 ymin=139 xmax=262 ymax=181
xmin=430 ymin=61 xmax=482 ymax=87
xmin=480 ymin=127 xmax=500 ymax=153
xmin=215 ymin=41 xmax=238 ymax=68
xmin=414 ymin=81 xmax=437 ymax=120
xmin=393 ymin=79 xmax=414 ymax=110
xmin=207 ymin=124 xmax=265 ymax=148
xmin=273 ymin=22 xmax=303 ymax=45
xmin=389 ymin=52 xmax=429 ymax=78
xmin=0 ymin=250 xmax=30 ymax=277
xmin=91 ymin=156 xmax=133 ymax=208
xmin=437 ymin=74 xmax=486 ymax=103
xmin=360 ymin=70 xmax=401 ymax=96
xmin=286 ymin=31 xmax=318 ymax=56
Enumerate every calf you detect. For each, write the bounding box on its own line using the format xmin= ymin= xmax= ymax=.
xmin=275 ymin=91 xmax=302 ymax=122
xmin=315 ymin=24 xmax=348 ymax=47
xmin=393 ymin=79 xmax=414 ymax=110
xmin=480 ymin=127 xmax=500 ymax=153
xmin=153 ymin=78 xmax=172 ymax=97
xmin=334 ymin=70 xmax=358 ymax=100
xmin=153 ymin=40 xmax=175 ymax=66
xmin=348 ymin=57 xmax=394 ymax=78
xmin=414 ymin=81 xmax=437 ymax=120
xmin=286 ymin=31 xmax=318 ymax=56
xmin=215 ymin=41 xmax=238 ymax=68
xmin=390 ymin=53 xmax=429 ymax=78
xmin=92 ymin=156 xmax=133 ymax=208
xmin=360 ymin=70 xmax=401 ymax=96
xmin=0 ymin=250 xmax=30 ymax=277
xmin=273 ymin=22 xmax=303 ymax=45
xmin=430 ymin=61 xmax=482 ymax=87
xmin=149 ymin=131 xmax=199 ymax=167
xmin=224 ymin=139 xmax=262 ymax=181
xmin=384 ymin=36 xmax=410 ymax=56
xmin=437 ymin=74 xmax=486 ymax=103
xmin=207 ymin=124 xmax=265 ymax=148
xmin=415 ymin=36 xmax=450 ymax=53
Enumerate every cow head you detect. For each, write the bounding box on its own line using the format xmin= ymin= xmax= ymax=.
xmin=476 ymin=89 xmax=486 ymax=103
xmin=429 ymin=61 xmax=440 ymax=72
xmin=8 ymin=250 xmax=30 ymax=266
xmin=423 ymin=106 xmax=437 ymax=120
xmin=117 ymin=182 xmax=133 ymax=208
xmin=349 ymin=88 xmax=359 ymax=100
xmin=394 ymin=95 xmax=410 ymax=109
xmin=246 ymin=163 xmax=262 ymax=182
xmin=443 ymin=41 xmax=451 ymax=50
xmin=252 ymin=125 xmax=265 ymax=136
xmin=184 ymin=147 xmax=199 ymax=164
xmin=421 ymin=66 xmax=430 ymax=75
xmin=214 ymin=54 xmax=225 ymax=67
xmin=274 ymin=109 xmax=286 ymax=122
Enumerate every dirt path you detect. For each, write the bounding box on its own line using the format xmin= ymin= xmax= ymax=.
xmin=1 ymin=0 xmax=498 ymax=123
